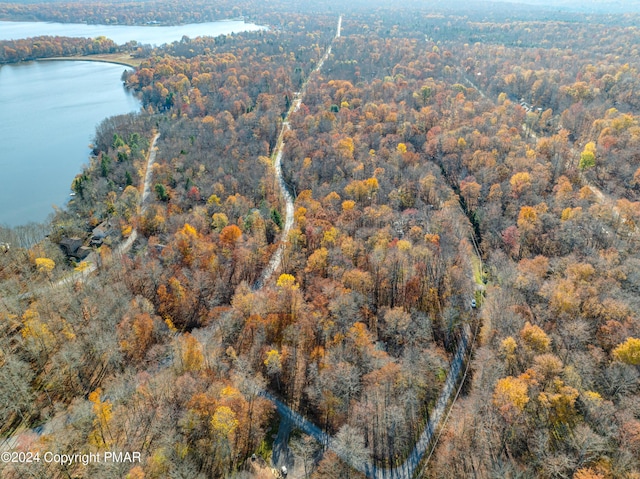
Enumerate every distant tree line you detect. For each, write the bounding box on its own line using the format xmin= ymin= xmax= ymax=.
xmin=0 ymin=35 xmax=117 ymax=63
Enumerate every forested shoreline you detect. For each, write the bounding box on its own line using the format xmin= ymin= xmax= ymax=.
xmin=1 ymin=1 xmax=640 ymax=478
xmin=0 ymin=35 xmax=121 ymax=63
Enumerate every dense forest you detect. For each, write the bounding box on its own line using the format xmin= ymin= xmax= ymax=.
xmin=1 ymin=1 xmax=640 ymax=478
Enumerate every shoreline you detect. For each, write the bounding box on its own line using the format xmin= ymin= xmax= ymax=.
xmin=37 ymin=54 xmax=141 ymax=68
xmin=0 ymin=57 xmax=142 ymax=227
xmin=0 ymin=16 xmax=249 ymax=27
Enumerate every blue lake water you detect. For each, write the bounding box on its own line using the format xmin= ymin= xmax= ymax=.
xmin=0 ymin=20 xmax=265 ymax=45
xmin=0 ymin=20 xmax=264 ymax=226
xmin=0 ymin=61 xmax=140 ymax=226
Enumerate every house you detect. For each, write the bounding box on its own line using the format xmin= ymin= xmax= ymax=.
xmin=76 ymin=247 xmax=92 ymax=260
xmin=90 ymin=221 xmax=115 ymax=247
xmin=519 ymin=99 xmax=533 ymax=112
xmin=59 ymin=237 xmax=83 ymax=257
xmin=59 ymin=237 xmax=92 ymax=260
xmin=90 ymin=227 xmax=108 ymax=247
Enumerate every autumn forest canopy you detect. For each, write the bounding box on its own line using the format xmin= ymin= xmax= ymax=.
xmin=1 ymin=0 xmax=640 ymax=478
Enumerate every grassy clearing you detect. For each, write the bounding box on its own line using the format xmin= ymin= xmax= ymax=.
xmin=471 ymin=254 xmax=484 ymax=286
xmin=40 ymin=52 xmax=143 ymax=67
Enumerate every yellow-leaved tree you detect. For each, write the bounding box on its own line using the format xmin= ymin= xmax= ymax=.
xmin=579 ymin=141 xmax=597 ymax=170
xmin=211 ymin=406 xmax=239 ymax=438
xmin=537 ymin=378 xmax=579 ymax=427
xmin=276 ymin=273 xmax=298 ymax=290
xmin=500 ymin=336 xmax=518 ymax=373
xmin=510 ymin=171 xmax=532 ymax=198
xmin=21 ymin=306 xmax=55 ymax=354
xmin=126 ymin=466 xmax=146 ymax=479
xmin=493 ymin=376 xmax=529 ymax=420
xmin=264 ymin=349 xmax=282 ymax=376
xmin=517 ymin=206 xmax=538 ymax=232
xmin=88 ymin=388 xmax=113 ymax=447
xmin=305 ymin=247 xmax=328 ymax=275
xmin=613 ymin=337 xmax=640 ymax=365
xmin=179 ymin=333 xmax=204 ymax=372
xmin=35 ymin=257 xmax=55 ymax=274
xmin=520 ymin=321 xmax=551 ymax=353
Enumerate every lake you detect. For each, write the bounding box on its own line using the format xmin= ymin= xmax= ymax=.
xmin=0 ymin=20 xmax=264 ymax=226
xmin=0 ymin=19 xmax=265 ymax=45
xmin=0 ymin=61 xmax=140 ymax=226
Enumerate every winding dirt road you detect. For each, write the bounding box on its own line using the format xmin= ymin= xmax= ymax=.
xmin=253 ymin=17 xmax=340 ymax=290
xmin=263 ymin=16 xmax=477 ymax=479
xmin=5 ymin=17 xmax=478 ymax=478
xmin=1 ymin=134 xmax=160 ymax=450
xmin=263 ymin=325 xmax=470 ymax=479
xmin=253 ymin=123 xmax=295 ymax=290
xmin=13 ymin=133 xmax=160 ymax=299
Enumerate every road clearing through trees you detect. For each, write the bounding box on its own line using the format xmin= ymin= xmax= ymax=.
xmin=5 ymin=17 xmax=479 ymax=479
xmin=261 ymin=15 xmax=479 ymax=479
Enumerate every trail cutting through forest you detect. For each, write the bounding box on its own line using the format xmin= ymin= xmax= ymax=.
xmin=5 ymin=18 xmax=478 ymax=478
xmin=1 ymin=133 xmax=160 ymax=452
xmin=253 ymin=121 xmax=295 ymax=289
xmin=53 ymin=132 xmax=160 ymax=287
xmin=262 ymin=16 xmax=478 ymax=479
xmin=253 ymin=17 xmax=339 ymax=289
xmin=262 ymin=324 xmax=471 ymax=479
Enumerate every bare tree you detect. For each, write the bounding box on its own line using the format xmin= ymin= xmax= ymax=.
xmin=291 ymin=434 xmax=320 ymax=478
xmin=332 ymin=424 xmax=370 ymax=479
